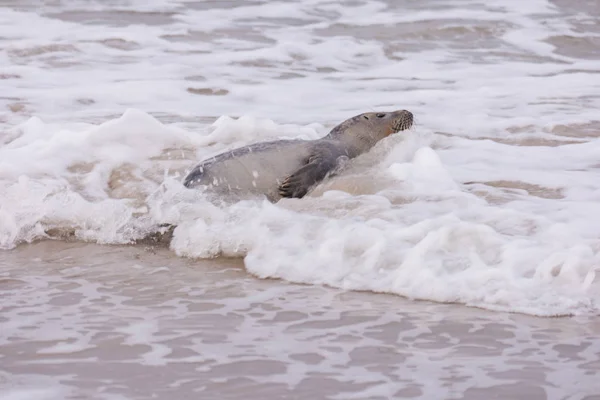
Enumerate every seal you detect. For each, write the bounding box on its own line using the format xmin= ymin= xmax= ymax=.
xmin=183 ymin=109 xmax=413 ymax=201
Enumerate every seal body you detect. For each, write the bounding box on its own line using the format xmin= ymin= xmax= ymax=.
xmin=183 ymin=109 xmax=413 ymax=201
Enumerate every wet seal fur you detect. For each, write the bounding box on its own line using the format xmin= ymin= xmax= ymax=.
xmin=183 ymin=109 xmax=414 ymax=201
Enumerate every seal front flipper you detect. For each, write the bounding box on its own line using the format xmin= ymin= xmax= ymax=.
xmin=278 ymin=154 xmax=337 ymax=199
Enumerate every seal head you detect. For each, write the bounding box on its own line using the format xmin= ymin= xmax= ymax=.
xmin=324 ymin=109 xmax=413 ymax=156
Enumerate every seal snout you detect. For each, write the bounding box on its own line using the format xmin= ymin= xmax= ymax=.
xmin=392 ymin=109 xmax=414 ymax=132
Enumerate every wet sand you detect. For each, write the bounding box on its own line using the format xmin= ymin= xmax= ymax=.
xmin=2 ymin=241 xmax=600 ymax=399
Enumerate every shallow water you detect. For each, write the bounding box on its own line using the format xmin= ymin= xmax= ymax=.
xmin=1 ymin=0 xmax=600 ymax=398
xmin=3 ymin=241 xmax=600 ymax=400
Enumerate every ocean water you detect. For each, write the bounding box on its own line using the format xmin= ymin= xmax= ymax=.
xmin=1 ymin=0 xmax=600 ymax=399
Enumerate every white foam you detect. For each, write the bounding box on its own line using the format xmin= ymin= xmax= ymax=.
xmin=388 ymin=146 xmax=460 ymax=192
xmin=2 ymin=107 xmax=599 ymax=316
xmin=2 ymin=0 xmax=600 ymax=317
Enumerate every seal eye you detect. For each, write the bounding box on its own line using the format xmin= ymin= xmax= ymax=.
xmin=376 ymin=113 xmax=385 ymax=118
